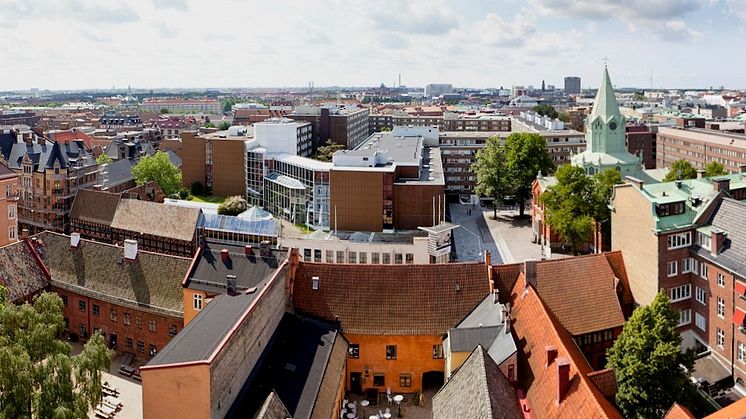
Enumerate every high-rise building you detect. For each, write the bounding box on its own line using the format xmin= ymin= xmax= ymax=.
xmin=425 ymin=84 xmax=454 ymax=97
xmin=564 ymin=76 xmax=581 ymax=94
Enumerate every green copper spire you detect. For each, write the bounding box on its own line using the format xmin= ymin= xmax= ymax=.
xmin=590 ymin=66 xmax=622 ymax=122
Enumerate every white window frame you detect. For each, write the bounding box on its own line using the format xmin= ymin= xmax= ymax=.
xmin=193 ymin=293 xmax=203 ymax=311
xmin=667 ymin=261 xmax=678 ymax=277
xmin=678 ymin=309 xmax=691 ymax=326
xmin=682 ymin=258 xmax=698 ymax=273
xmin=717 ymin=273 xmax=725 ymax=288
xmin=700 ymin=263 xmax=709 ymax=280
xmin=670 ymin=284 xmax=691 ymax=303
xmin=695 ymin=287 xmax=706 ymax=305
xmin=697 ymin=231 xmax=711 ymax=250
xmin=667 ymin=232 xmax=692 ymax=249
xmin=695 ymin=312 xmax=706 ymax=331
xmin=717 ymin=297 xmax=725 ymax=318
xmin=7 ymin=203 xmax=15 ymax=219
xmin=8 ymin=226 xmax=15 ymax=241
xmin=739 ymin=342 xmax=746 ymax=363
xmin=717 ymin=328 xmax=725 ymax=349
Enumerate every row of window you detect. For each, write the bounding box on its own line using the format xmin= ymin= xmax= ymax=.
xmin=72 ymin=322 xmax=159 ymax=356
xmin=302 ymin=249 xmax=415 ymax=265
xmin=64 ymin=295 xmax=177 ymax=336
xmin=347 ymin=344 xmax=444 ymax=360
xmin=371 ymin=373 xmax=411 ymax=388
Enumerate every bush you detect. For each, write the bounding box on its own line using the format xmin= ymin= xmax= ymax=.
xmin=178 ymin=188 xmax=189 ymax=199
xmin=218 ymin=195 xmax=248 ymax=216
xmin=190 ymin=181 xmax=204 ymax=196
xmin=169 ymin=193 xmax=180 ymax=199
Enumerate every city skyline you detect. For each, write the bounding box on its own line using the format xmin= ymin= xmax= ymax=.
xmin=1 ymin=0 xmax=746 ymax=91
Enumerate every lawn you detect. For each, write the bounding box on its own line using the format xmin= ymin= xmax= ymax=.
xmin=189 ymin=195 xmax=225 ymax=204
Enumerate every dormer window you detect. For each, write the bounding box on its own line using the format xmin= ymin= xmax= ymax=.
xmin=656 ymin=201 xmax=685 ymax=216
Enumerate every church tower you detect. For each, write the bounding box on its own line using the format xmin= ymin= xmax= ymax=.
xmin=571 ymin=66 xmax=641 ymax=176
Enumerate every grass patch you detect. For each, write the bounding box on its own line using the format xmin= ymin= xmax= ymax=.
xmin=190 ymin=195 xmax=226 ymax=204
xmin=295 ymin=224 xmax=315 ymax=234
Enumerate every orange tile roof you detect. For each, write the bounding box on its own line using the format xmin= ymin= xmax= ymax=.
xmin=510 ymin=277 xmax=623 ymax=419
xmin=49 ymin=129 xmax=93 ymax=149
xmin=704 ymin=397 xmax=746 ymax=419
xmin=492 ymin=262 xmax=522 ymax=303
xmin=587 ymin=369 xmax=618 ymax=399
xmin=604 ymin=251 xmax=635 ymax=306
xmin=665 ymin=403 xmax=696 ymax=419
xmin=533 ymin=254 xmax=626 ymax=336
xmin=292 ymin=262 xmax=490 ymax=335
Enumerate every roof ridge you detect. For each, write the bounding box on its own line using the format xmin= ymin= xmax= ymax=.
xmin=32 ymin=231 xmax=193 ymax=261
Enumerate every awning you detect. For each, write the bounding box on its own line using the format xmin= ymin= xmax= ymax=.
xmin=736 ymin=280 xmax=746 ymax=296
xmin=734 ymin=308 xmax=746 ymax=327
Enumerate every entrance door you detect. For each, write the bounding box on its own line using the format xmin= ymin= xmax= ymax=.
xmin=109 ymin=334 xmax=118 ymax=350
xmin=350 ymin=372 xmax=363 ymax=394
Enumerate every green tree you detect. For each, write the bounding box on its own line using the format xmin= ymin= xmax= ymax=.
xmin=472 ymin=136 xmax=509 ymax=218
xmin=664 ymin=159 xmax=698 ymax=182
xmin=159 ymin=107 xmax=170 ymax=114
xmin=633 ymin=92 xmax=645 ymax=101
xmin=557 ymin=112 xmax=570 ymax=123
xmin=704 ymin=161 xmax=727 ymax=177
xmin=218 ymin=121 xmax=231 ymax=131
xmin=532 ymin=103 xmax=559 ymax=119
xmin=503 ymin=133 xmax=555 ymax=217
xmin=222 ymin=98 xmax=237 ymax=113
xmin=218 ymin=195 xmax=248 ymax=216
xmin=607 ymin=290 xmax=697 ymax=418
xmin=591 ymin=169 xmax=623 ymax=223
xmin=96 ymin=153 xmax=113 ymax=165
xmin=0 ymin=286 xmax=112 ymax=418
xmin=132 ymin=151 xmax=182 ymax=196
xmin=190 ymin=181 xmax=204 ymax=196
xmin=314 ymin=139 xmax=345 ymax=162
xmin=541 ymin=165 xmax=595 ymax=254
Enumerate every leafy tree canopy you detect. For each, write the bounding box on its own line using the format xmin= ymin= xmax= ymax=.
xmin=664 ymin=159 xmax=697 ymax=182
xmin=314 ymin=139 xmax=345 ymax=162
xmin=607 ymin=290 xmax=697 ymax=418
xmin=218 ymin=195 xmax=248 ymax=216
xmin=503 ymin=132 xmax=555 ymax=216
xmin=159 ymin=108 xmax=170 ymax=114
xmin=472 ymin=136 xmax=509 ymax=218
xmin=541 ymin=165 xmax=595 ymax=253
xmin=218 ymin=121 xmax=231 ymax=131
xmin=532 ymin=103 xmax=559 ymax=119
xmin=0 ymin=286 xmax=112 ymax=418
xmin=131 ymin=151 xmax=182 ymax=196
xmin=704 ymin=161 xmax=727 ymax=178
xmin=96 ymin=153 xmax=113 ymax=165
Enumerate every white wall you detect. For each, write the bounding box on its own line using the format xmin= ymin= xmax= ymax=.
xmin=253 ymin=121 xmax=300 ymax=155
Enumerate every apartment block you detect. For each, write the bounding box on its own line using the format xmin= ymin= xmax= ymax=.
xmin=656 ymin=127 xmax=746 ymax=172
xmin=288 ymin=106 xmax=370 ymax=150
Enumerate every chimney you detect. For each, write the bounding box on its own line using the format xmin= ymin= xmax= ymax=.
xmin=557 ymin=358 xmax=571 ymax=404
xmin=697 ymin=169 xmax=706 ymax=179
xmin=226 ymin=274 xmax=237 ymax=294
xmin=124 ymin=239 xmax=138 ymax=261
xmin=524 ymin=259 xmax=537 ymax=289
xmin=484 ymin=250 xmax=492 ymax=266
xmin=70 ymin=232 xmax=81 ymax=249
xmin=711 ymin=229 xmax=725 ymax=256
xmin=546 ymin=346 xmax=558 ymax=367
xmin=21 ymin=228 xmax=29 ymax=240
xmin=220 ymin=249 xmax=230 ymax=263
xmin=713 ymin=178 xmax=730 ymax=193
xmin=492 ymin=288 xmax=499 ymax=304
xmin=625 ymin=176 xmax=644 ymax=190
xmin=260 ymin=240 xmax=271 ymax=257
xmin=244 ymin=245 xmax=254 ymax=256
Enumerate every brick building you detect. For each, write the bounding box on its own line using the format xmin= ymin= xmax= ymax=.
xmin=0 ymin=163 xmax=19 ymax=246
xmin=288 ymin=106 xmax=370 ymax=150
xmin=626 ymin=124 xmax=656 ymax=169
xmin=179 ymin=129 xmax=250 ymax=197
xmin=28 ymin=232 xmax=192 ymax=360
xmin=611 ymin=171 xmax=746 ymax=391
xmin=656 ymin=127 xmax=746 ymax=173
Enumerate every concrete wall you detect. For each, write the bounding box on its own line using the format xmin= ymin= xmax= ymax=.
xmin=209 ymin=263 xmax=289 ymax=419
xmin=142 ymin=363 xmax=211 ymax=419
xmin=611 ymin=184 xmax=659 ymax=305
xmin=330 ymin=170 xmax=383 ymax=231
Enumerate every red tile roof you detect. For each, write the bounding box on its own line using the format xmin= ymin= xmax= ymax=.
xmin=510 ymin=278 xmax=623 ymax=419
xmin=604 ymin=251 xmax=635 ymax=307
xmin=292 ymin=262 xmax=490 ymax=335
xmin=587 ymin=369 xmax=618 ymax=399
xmin=532 ymin=254 xmax=626 ymax=336
xmin=704 ymin=397 xmax=746 ymax=419
xmin=48 ymin=129 xmax=93 ymax=150
xmin=665 ymin=403 xmax=696 ymax=419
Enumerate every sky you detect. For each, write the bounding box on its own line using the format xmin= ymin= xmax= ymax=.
xmin=1 ymin=0 xmax=745 ymax=91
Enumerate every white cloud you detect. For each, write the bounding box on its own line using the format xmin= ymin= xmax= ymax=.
xmin=726 ymin=0 xmax=746 ymax=21
xmin=152 ymin=0 xmax=188 ymax=11
xmin=652 ymin=19 xmax=703 ymax=41
xmin=471 ymin=13 xmax=536 ymax=47
xmin=531 ymin=0 xmax=705 ymax=20
xmin=367 ymin=0 xmax=459 ymax=35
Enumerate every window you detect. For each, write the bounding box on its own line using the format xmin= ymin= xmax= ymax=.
xmin=348 ymin=344 xmax=360 ymax=359
xmin=382 ymin=253 xmax=391 ymax=264
xmin=696 ymin=312 xmax=706 ymax=331
xmin=667 ymin=232 xmax=691 ymax=249
xmin=125 ymin=337 xmax=133 ymax=349
xmin=405 ymin=253 xmax=414 ymax=264
xmin=670 ymin=284 xmax=691 ymax=302
xmin=682 ymin=258 xmax=698 ymax=273
xmin=717 ymin=297 xmax=725 ymax=318
xmin=433 ymin=344 xmax=444 ymax=359
xmin=697 ymin=231 xmax=711 ymax=250
xmin=696 ymin=287 xmax=706 ymax=305
xmin=8 ymin=226 xmax=15 ymax=241
xmin=313 ymin=249 xmax=321 ymax=263
xmin=359 ymin=252 xmax=367 ymax=264
xmin=303 ymin=248 xmax=311 ymax=261
xmin=658 ymin=202 xmax=685 ymax=216
xmin=739 ymin=342 xmax=746 ymax=363
xmin=717 ymin=273 xmax=725 ymax=287
xmin=717 ymin=328 xmax=725 ymax=349
xmin=678 ymin=309 xmax=691 ymax=326
xmin=348 ymin=251 xmax=357 ymax=264
xmin=7 ymin=204 xmax=15 ymax=219
xmin=667 ymin=261 xmax=678 ymax=277
xmin=371 ymin=253 xmax=380 ymax=264
xmin=193 ymin=294 xmax=203 ymax=311
xmin=700 ymin=263 xmax=709 ymax=280
xmin=399 ymin=374 xmax=412 ymax=388
xmin=79 ymin=323 xmax=87 ymax=337
xmin=149 ymin=344 xmax=158 ymax=356
xmin=92 ymin=304 xmax=100 ymax=317
xmin=394 ymin=253 xmax=403 ymax=264
xmin=136 ymin=341 xmax=145 ymax=353
xmin=149 ymin=320 xmax=157 ymax=332
xmin=109 ymin=309 xmax=117 ymax=322
xmin=325 ymin=250 xmax=333 ymax=263
xmin=78 ymin=300 xmax=86 ymax=312
xmin=61 ymin=295 xmax=68 ymax=307
xmin=136 ymin=318 xmax=142 ymax=329
xmin=169 ymin=324 xmax=177 ymax=337
xmin=373 ymin=373 xmax=385 ymax=387
xmin=336 ymin=250 xmax=344 ymax=263
xmin=123 ymin=313 xmax=130 ymax=325
xmin=386 ymin=345 xmax=397 ymax=360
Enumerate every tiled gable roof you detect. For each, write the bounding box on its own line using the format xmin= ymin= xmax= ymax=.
xmin=664 ymin=403 xmax=696 ymax=419
xmin=533 ymin=254 xmax=626 ymax=335
xmin=70 ymin=189 xmax=121 ymax=226
xmin=432 ymin=345 xmax=522 ymax=419
xmin=0 ymin=241 xmax=50 ymax=303
xmin=698 ymin=198 xmax=746 ymax=278
xmin=492 ymin=262 xmax=521 ymax=303
xmin=587 ymin=369 xmax=618 ymax=399
xmin=255 ymin=391 xmax=290 ymax=419
xmin=292 ymin=262 xmax=490 ymax=335
xmin=110 ymin=199 xmax=201 ymax=242
xmin=510 ymin=278 xmax=622 ymax=419
xmin=48 ymin=129 xmax=93 ymax=150
xmin=31 ymin=232 xmax=192 ymax=316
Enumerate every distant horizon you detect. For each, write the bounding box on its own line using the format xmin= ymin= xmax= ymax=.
xmin=2 ymin=1 xmax=746 ymax=91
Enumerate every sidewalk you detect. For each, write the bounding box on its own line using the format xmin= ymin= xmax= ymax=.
xmin=448 ymin=203 xmax=503 ymax=264
xmin=480 ymin=209 xmax=568 ymax=264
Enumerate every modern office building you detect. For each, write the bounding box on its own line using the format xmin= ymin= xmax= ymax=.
xmin=564 ymin=76 xmax=581 ymax=94
xmin=252 ymin=118 xmax=313 ymax=157
xmin=656 ymin=127 xmax=746 ymax=173
xmin=368 ymin=112 xmax=511 ymax=134
xmin=139 ymin=98 xmax=221 ymax=114
xmin=287 ymin=106 xmax=370 ymax=150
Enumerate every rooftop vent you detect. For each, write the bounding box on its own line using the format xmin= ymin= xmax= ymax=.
xmin=221 ymin=249 xmax=230 ymax=263
xmin=124 ymin=239 xmax=138 ymax=261
xmin=70 ymin=232 xmax=81 ymax=248
xmin=226 ymin=274 xmax=237 ymax=294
